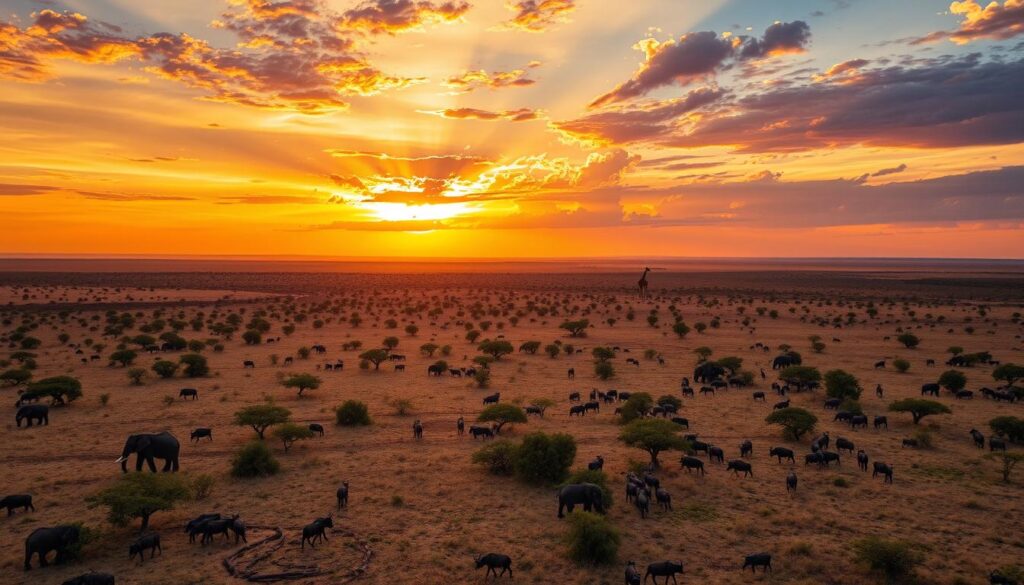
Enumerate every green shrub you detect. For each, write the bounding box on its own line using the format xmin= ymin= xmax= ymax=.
xmin=913 ymin=427 xmax=934 ymax=448
xmin=231 ymin=441 xmax=280 ymax=478
xmin=472 ymin=440 xmax=518 ymax=475
xmin=594 ymin=361 xmax=614 ymax=380
xmin=825 ymin=369 xmax=861 ymax=401
xmin=192 ymin=474 xmax=215 ymax=500
xmin=565 ymin=511 xmax=620 ymax=566
xmin=852 ymin=537 xmax=923 ymax=582
xmin=335 ymin=400 xmax=371 ymax=426
xmin=990 ymin=416 xmax=1024 ymax=443
xmin=515 ymin=432 xmax=576 ymax=484
xmin=618 ymin=392 xmax=653 ymax=423
xmin=892 ymin=359 xmax=910 ymax=373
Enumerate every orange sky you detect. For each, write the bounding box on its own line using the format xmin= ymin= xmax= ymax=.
xmin=1 ymin=0 xmax=1023 ymax=258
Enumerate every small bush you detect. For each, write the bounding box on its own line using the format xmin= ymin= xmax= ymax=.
xmin=515 ymin=432 xmax=577 ymax=484
xmin=472 ymin=440 xmax=518 ymax=475
xmin=853 ymin=536 xmax=923 ymax=582
xmin=565 ymin=511 xmax=620 ymax=566
xmin=391 ymin=494 xmax=404 ymax=507
xmin=231 ymin=441 xmax=280 ymax=478
xmin=893 ymin=359 xmax=910 ymax=373
xmin=833 ymin=477 xmax=849 ymax=488
xmin=335 ymin=400 xmax=371 ymax=426
xmin=99 ymin=393 xmax=110 ymax=406
xmin=192 ymin=474 xmax=215 ymax=500
xmin=913 ymin=427 xmax=934 ymax=449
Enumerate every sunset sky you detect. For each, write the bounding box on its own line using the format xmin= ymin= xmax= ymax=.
xmin=2 ymin=0 xmax=1023 ymax=258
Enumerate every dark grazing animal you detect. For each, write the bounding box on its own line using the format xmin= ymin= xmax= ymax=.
xmin=190 ymin=428 xmax=212 ymax=442
xmin=567 ymin=368 xmax=575 ymax=379
xmin=708 ymin=446 xmax=724 ymax=463
xmin=336 ymin=482 xmax=349 ymax=509
xmin=752 ymin=391 xmax=765 ymax=401
xmin=670 ymin=417 xmax=689 ymax=428
xmin=412 ymin=420 xmax=423 ymax=439
xmin=835 ymin=437 xmax=855 ymax=453
xmin=655 ymin=488 xmax=672 ymax=511
xmin=469 ymin=426 xmax=494 ymax=439
xmin=301 ymin=515 xmax=333 ymax=549
xmin=645 ymin=561 xmax=684 ymax=584
xmin=309 ymin=423 xmax=324 ymax=437
xmin=634 ymin=489 xmax=650 ymax=519
xmin=198 ymin=517 xmax=233 ymax=545
xmin=0 ymin=494 xmax=34 ymax=516
xmin=229 ymin=516 xmax=247 ymax=544
xmin=569 ymin=392 xmax=581 ymax=402
xmin=990 ymin=437 xmax=1008 ymax=452
xmin=588 ymin=456 xmax=605 ymax=471
xmin=482 ymin=392 xmax=500 ymax=405
xmin=990 ymin=570 xmax=1019 ymax=585
xmin=902 ymin=438 xmax=919 ymax=448
xmin=857 ymin=450 xmax=869 ymax=471
xmin=740 ymin=440 xmax=753 ymax=458
xmin=690 ymin=440 xmax=710 ymax=456
xmin=625 ymin=560 xmax=642 ymax=585
xmin=773 ymin=399 xmax=790 ymax=410
xmin=823 ymin=398 xmax=841 ymax=410
xmin=16 ymin=404 xmax=48 ymax=427
xmin=726 ymin=460 xmax=753 ymax=477
xmin=680 ymin=456 xmax=705 ymax=475
xmin=179 ymin=388 xmax=198 ymax=400
xmin=786 ymin=471 xmax=797 ymax=492
xmin=921 ymin=383 xmax=940 ymax=396
xmin=873 ymin=462 xmax=894 ymax=483
xmin=569 ymin=405 xmax=587 ymax=417
xmin=769 ymin=447 xmax=795 ymax=463
xmin=970 ymin=429 xmax=985 ymax=448
xmin=128 ymin=533 xmax=161 ymax=562
xmin=457 ymin=417 xmax=465 ymax=435
xmin=243 ymin=361 xmax=255 ymax=368
xmin=186 ymin=513 xmax=220 ymax=543
xmin=849 ymin=415 xmax=868 ymax=429
xmin=873 ymin=416 xmax=888 ymax=430
xmin=743 ymin=553 xmax=772 ymax=573
xmin=819 ymin=451 xmax=840 ymax=467
xmin=474 ymin=553 xmax=512 ymax=578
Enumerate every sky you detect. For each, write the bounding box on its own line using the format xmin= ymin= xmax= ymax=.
xmin=1 ymin=0 xmax=1023 ymax=258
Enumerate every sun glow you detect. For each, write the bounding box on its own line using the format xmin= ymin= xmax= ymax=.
xmin=364 ymin=201 xmax=476 ymax=222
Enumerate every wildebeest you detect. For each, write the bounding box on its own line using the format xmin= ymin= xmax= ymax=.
xmin=921 ymin=383 xmax=940 ymax=396
xmin=583 ymin=401 xmax=601 ymax=414
xmin=229 ymin=516 xmax=247 ymax=544
xmin=834 ymin=411 xmax=854 ymax=423
xmin=569 ymin=392 xmax=581 ymax=402
xmin=129 ymin=533 xmax=161 ymax=562
xmin=645 ymin=561 xmax=684 ymax=584
xmin=819 ymin=451 xmax=840 ymax=467
xmin=752 ymin=391 xmax=765 ymax=401
xmin=740 ymin=440 xmax=753 ymax=458
xmin=524 ymin=405 xmax=543 ymax=416
xmin=567 ymin=368 xmax=575 ymax=379
xmin=474 ymin=553 xmax=512 ymax=578
xmin=655 ymin=488 xmax=672 ymax=511
xmin=625 ymin=560 xmax=642 ymax=585
xmin=681 ymin=386 xmax=694 ymax=397
xmin=457 ymin=417 xmax=465 ymax=435
xmin=588 ymin=456 xmax=605 ymax=471
xmin=773 ymin=399 xmax=790 ymax=410
xmin=786 ymin=471 xmax=797 ymax=492
xmin=873 ymin=416 xmax=888 ymax=430
xmin=823 ymin=398 xmax=841 ymax=410
xmin=0 ymin=494 xmax=34 ymax=516
xmin=469 ymin=426 xmax=494 ymax=439
xmin=179 ymin=388 xmax=198 ymax=400
xmin=835 ymin=437 xmax=855 ymax=453
xmin=970 ymin=429 xmax=985 ymax=448
xmin=243 ymin=361 xmax=255 ymax=368
xmin=680 ymin=456 xmax=705 ymax=475
xmin=337 ymin=482 xmax=349 ymax=509
xmin=634 ymin=488 xmax=650 ymax=519
xmin=990 ymin=437 xmax=1007 ymax=452
xmin=309 ymin=423 xmax=324 ymax=437
xmin=708 ymin=446 xmax=724 ymax=463
xmin=849 ymin=415 xmax=868 ymax=429
xmin=569 ymin=405 xmax=587 ymax=417
xmin=301 ymin=515 xmax=333 ymax=549
xmin=769 ymin=447 xmax=795 ymax=463
xmin=857 ymin=450 xmax=869 ymax=471
xmin=805 ymin=453 xmax=823 ymax=465
xmin=726 ymin=460 xmax=753 ymax=477
xmin=955 ymin=390 xmax=974 ymax=400
xmin=190 ymin=428 xmax=212 ymax=442
xmin=902 ymin=438 xmax=919 ymax=448
xmin=874 ymin=360 xmax=885 ymax=369
xmin=412 ymin=420 xmax=423 ymax=439
xmin=643 ymin=474 xmax=660 ymax=491
xmin=197 ymin=517 xmax=233 ymax=545
xmin=700 ymin=386 xmax=715 ymax=396
xmin=186 ymin=513 xmax=220 ymax=543
xmin=742 ymin=553 xmax=772 ymax=573
xmin=482 ymin=392 xmax=500 ymax=405
xmin=873 ymin=462 xmax=894 ymax=483
xmin=670 ymin=417 xmax=689 ymax=428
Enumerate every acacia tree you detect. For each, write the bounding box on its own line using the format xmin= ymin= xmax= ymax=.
xmin=938 ymin=370 xmax=967 ymax=392
xmin=559 ymin=319 xmax=590 ymax=337
xmin=779 ymin=366 xmax=822 ymax=390
xmin=897 ymin=333 xmax=920 ymax=349
xmin=529 ymin=398 xmax=556 ymax=417
xmin=986 ymin=452 xmax=1024 ymax=483
xmin=888 ymin=399 xmax=951 ymax=424
xmin=993 ymin=364 xmax=1024 ymax=386
xmin=359 ymin=349 xmax=390 ymax=370
xmin=619 ymin=419 xmax=688 ymax=468
xmin=234 ymin=403 xmax=292 ymax=439
xmin=765 ymin=407 xmax=818 ymax=441
xmin=282 ymin=373 xmax=321 ymax=396
xmin=478 ymin=340 xmax=514 ymax=360
xmin=825 ymin=369 xmax=861 ymax=401
xmin=274 ymin=423 xmax=315 ymax=453
xmin=478 ymin=404 xmax=528 ymax=434
xmin=87 ymin=473 xmax=190 ymax=531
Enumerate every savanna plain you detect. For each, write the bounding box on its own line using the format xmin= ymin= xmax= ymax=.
xmin=1 ymin=266 xmax=1023 ymax=585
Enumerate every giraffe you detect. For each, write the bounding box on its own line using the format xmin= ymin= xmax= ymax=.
xmin=638 ymin=267 xmax=651 ymax=299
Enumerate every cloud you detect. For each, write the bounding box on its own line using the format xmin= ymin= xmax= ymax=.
xmin=565 ymin=55 xmax=1024 ymax=152
xmin=441 ymin=67 xmax=535 ymax=92
xmin=218 ymin=194 xmax=324 ymax=204
xmin=916 ymin=0 xmax=1024 ymax=45
xmin=554 ymin=87 xmax=725 ymax=146
xmin=823 ymin=58 xmax=869 ymax=77
xmin=339 ymin=0 xmax=470 ymax=35
xmin=325 ymin=150 xmax=490 ymax=179
xmin=0 ymin=183 xmax=59 ymax=196
xmin=1 ymin=3 xmax=424 ymax=113
xmin=422 ymin=107 xmax=539 ymax=121
xmin=590 ymin=22 xmax=809 ymax=107
xmin=502 ymin=0 xmax=576 ymax=32
xmin=872 ymin=163 xmax=907 ymax=177
xmin=76 ymin=190 xmax=196 ymax=201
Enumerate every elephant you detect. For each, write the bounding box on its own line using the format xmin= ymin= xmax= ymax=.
xmin=557 ymin=483 xmax=605 ymax=518
xmin=16 ymin=404 xmax=49 ymax=427
xmin=63 ymin=573 xmax=115 ymax=585
xmin=24 ymin=524 xmax=80 ymax=570
xmin=772 ymin=353 xmax=802 ymax=370
xmin=116 ymin=432 xmax=180 ymax=473
xmin=693 ymin=362 xmax=725 ymax=384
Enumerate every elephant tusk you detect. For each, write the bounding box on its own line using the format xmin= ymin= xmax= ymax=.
xmin=115 ymin=456 xmax=127 ymax=463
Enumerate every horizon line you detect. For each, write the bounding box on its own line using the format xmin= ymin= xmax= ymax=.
xmin=1 ymin=254 xmax=1023 ymax=263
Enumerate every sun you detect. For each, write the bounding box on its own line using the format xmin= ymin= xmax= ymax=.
xmin=365 ymin=201 xmax=476 ymax=222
